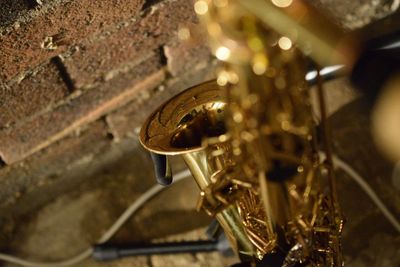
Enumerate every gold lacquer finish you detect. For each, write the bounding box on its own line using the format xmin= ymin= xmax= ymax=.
xmin=140 ymin=80 xmax=256 ymax=256
xmin=141 ymin=0 xmax=344 ymax=265
xmin=140 ymin=80 xmax=225 ymax=156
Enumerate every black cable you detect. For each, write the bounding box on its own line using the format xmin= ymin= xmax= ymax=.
xmin=92 ymin=240 xmax=219 ymax=261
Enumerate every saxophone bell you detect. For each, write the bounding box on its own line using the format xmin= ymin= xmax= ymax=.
xmin=140 ymin=80 xmax=256 ymax=258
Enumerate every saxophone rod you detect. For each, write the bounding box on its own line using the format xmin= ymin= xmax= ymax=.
xmin=237 ymin=0 xmax=358 ymax=67
xmin=306 ymin=65 xmax=344 ymax=85
xmin=307 ymin=30 xmax=400 ymax=96
xmin=238 ymin=0 xmax=400 ymax=96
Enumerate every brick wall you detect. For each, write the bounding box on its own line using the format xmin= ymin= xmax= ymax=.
xmin=0 ymin=0 xmax=212 ymax=165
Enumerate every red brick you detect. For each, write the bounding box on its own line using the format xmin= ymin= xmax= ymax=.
xmin=62 ymin=0 xmax=197 ymax=88
xmin=0 ymin=0 xmax=145 ymax=82
xmin=0 ymin=53 xmax=165 ymax=164
xmin=0 ymin=60 xmax=69 ymax=129
xmin=0 ymin=120 xmax=110 ymax=209
xmin=106 ymin=60 xmax=216 ymax=140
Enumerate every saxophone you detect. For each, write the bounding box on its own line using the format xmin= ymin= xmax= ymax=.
xmin=141 ymin=0 xmax=350 ymax=265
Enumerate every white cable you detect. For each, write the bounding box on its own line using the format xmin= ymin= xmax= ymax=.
xmin=0 ymin=169 xmax=192 ymax=267
xmin=98 ymin=169 xmax=191 ymax=243
xmin=320 ymin=152 xmax=400 ymax=234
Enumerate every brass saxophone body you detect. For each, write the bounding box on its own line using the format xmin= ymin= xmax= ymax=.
xmin=141 ymin=0 xmax=346 ymax=265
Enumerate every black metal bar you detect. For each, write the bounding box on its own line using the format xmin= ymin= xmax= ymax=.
xmin=92 ymin=240 xmax=218 ymax=261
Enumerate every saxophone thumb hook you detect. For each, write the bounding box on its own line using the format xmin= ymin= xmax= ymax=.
xmin=150 ymin=152 xmax=173 ymax=185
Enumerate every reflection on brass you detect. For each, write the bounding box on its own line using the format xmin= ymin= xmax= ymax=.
xmin=141 ymin=0 xmax=344 ymax=265
xmin=140 ymin=80 xmax=256 ymax=256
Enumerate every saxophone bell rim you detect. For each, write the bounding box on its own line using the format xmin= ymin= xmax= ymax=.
xmin=139 ymin=80 xmax=227 ymax=155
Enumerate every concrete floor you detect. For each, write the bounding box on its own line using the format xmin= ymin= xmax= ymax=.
xmin=2 ymin=141 xmax=237 ymax=267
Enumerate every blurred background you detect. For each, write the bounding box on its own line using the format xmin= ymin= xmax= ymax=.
xmin=0 ymin=0 xmax=399 ymax=266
